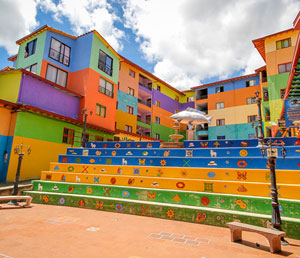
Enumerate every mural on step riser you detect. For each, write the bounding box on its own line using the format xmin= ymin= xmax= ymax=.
xmin=58 ymin=155 xmax=300 ymax=170
xmin=26 ymin=192 xmax=300 ymax=240
xmin=88 ymin=141 xmax=160 ymax=148
xmin=32 ymin=181 xmax=300 ymax=219
xmin=67 ymin=146 xmax=300 ymax=158
xmin=49 ymin=163 xmax=300 ymax=184
xmin=40 ymin=171 xmax=300 ymax=200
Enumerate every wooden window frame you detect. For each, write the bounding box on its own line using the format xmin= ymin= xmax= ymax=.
xmin=25 ymin=39 xmax=37 ymax=58
xmin=129 ymin=69 xmax=135 ymax=78
xmin=45 ymin=64 xmax=68 ymax=88
xmin=156 ymin=100 xmax=161 ymax=107
xmin=128 ymin=87 xmax=135 ymax=96
xmin=99 ymin=77 xmax=114 ymax=98
xmin=62 ymin=127 xmax=75 ymax=145
xmin=96 ymin=104 xmax=106 ymax=118
xmin=276 ymin=38 xmax=291 ymax=50
xmin=216 ymin=102 xmax=224 ymax=109
xmin=247 ymin=115 xmax=257 ymax=123
xmin=98 ymin=50 xmax=113 ymax=76
xmin=125 ymin=125 xmax=132 ymax=132
xmin=278 ymin=62 xmax=292 ymax=74
xmin=216 ymin=119 xmax=225 ymax=126
xmin=126 ymin=105 xmax=134 ymax=114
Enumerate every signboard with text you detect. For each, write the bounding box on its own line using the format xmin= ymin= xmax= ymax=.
xmin=285 ymin=98 xmax=300 ymax=127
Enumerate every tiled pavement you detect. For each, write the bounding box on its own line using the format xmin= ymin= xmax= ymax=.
xmin=0 ymin=204 xmax=300 ymax=258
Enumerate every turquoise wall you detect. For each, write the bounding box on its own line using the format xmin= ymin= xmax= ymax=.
xmin=206 ymin=123 xmax=258 ymax=140
xmin=117 ymin=90 xmax=138 ymax=116
xmin=15 ymin=30 xmax=47 ymax=76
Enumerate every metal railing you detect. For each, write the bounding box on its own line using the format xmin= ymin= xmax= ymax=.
xmin=138 ymin=99 xmax=152 ymax=107
xmin=137 ymin=116 xmax=152 ymax=125
xmin=49 ymin=48 xmax=70 ymax=66
xmin=139 ymin=82 xmax=152 ymax=91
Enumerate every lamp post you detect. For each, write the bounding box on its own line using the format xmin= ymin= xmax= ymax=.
xmin=255 ymin=90 xmax=265 ymax=147
xmin=9 ymin=144 xmax=31 ymax=205
xmin=260 ymin=140 xmax=288 ymax=245
xmin=81 ymin=108 xmax=93 ymax=148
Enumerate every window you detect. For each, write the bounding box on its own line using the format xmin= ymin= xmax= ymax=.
xmin=246 ymin=79 xmax=256 ymax=87
xmin=99 ymin=77 xmax=113 ymax=97
xmin=217 ymin=136 xmax=225 ymax=140
xmin=215 ymin=86 xmax=224 ymax=93
xmin=96 ymin=104 xmax=106 ymax=117
xmin=49 ymin=38 xmax=70 ymax=66
xmin=25 ymin=39 xmax=37 ymax=57
xmin=25 ymin=63 xmax=37 ymax=74
xmin=175 ymin=109 xmax=179 ymax=113
xmin=156 ymin=100 xmax=161 ymax=107
xmin=128 ymin=87 xmax=134 ymax=96
xmin=129 ymin=69 xmax=135 ymax=78
xmin=46 ymin=64 xmax=68 ymax=87
xmin=98 ymin=50 xmax=113 ymax=76
xmin=62 ymin=127 xmax=74 ymax=145
xmin=125 ymin=125 xmax=132 ymax=132
xmin=126 ymin=105 xmax=134 ymax=114
xmin=157 ymin=85 xmax=161 ymax=91
xmin=278 ymin=63 xmax=292 ymax=74
xmin=248 ymin=115 xmax=257 ymax=123
xmin=276 ymin=38 xmax=291 ymax=50
xmin=280 ymin=89 xmax=286 ymax=99
xmin=216 ymin=102 xmax=224 ymax=109
xmin=187 ymin=97 xmax=194 ymax=102
xmin=216 ymin=119 xmax=225 ymax=126
xmin=175 ymin=95 xmax=179 ymax=101
xmin=155 ymin=116 xmax=160 ymax=124
xmin=155 ymin=133 xmax=160 ymax=140
xmin=95 ymin=136 xmax=104 ymax=141
xmin=247 ymin=97 xmax=256 ymax=104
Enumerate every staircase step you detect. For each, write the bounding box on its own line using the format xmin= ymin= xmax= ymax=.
xmin=49 ymin=162 xmax=300 ymax=184
xmin=40 ymin=171 xmax=300 ymax=200
xmin=24 ymin=190 xmax=300 ymax=240
xmin=32 ymin=180 xmax=300 ymax=219
xmin=58 ymin=155 xmax=300 ymax=170
xmin=88 ymin=141 xmax=160 ymax=149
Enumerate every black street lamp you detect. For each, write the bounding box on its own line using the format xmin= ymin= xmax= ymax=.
xmin=255 ymin=90 xmax=265 ymax=147
xmin=9 ymin=144 xmax=31 ymax=205
xmin=260 ymin=140 xmax=288 ymax=245
xmin=81 ymin=108 xmax=93 ymax=148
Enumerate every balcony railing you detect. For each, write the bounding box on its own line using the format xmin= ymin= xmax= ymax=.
xmin=138 ymin=99 xmax=151 ymax=107
xmin=196 ymin=95 xmax=208 ymax=100
xmin=49 ymin=48 xmax=70 ymax=66
xmin=98 ymin=61 xmax=113 ymax=76
xmin=137 ymin=117 xmax=151 ymax=125
xmin=139 ymin=82 xmax=152 ymax=91
xmin=99 ymin=86 xmax=113 ymax=97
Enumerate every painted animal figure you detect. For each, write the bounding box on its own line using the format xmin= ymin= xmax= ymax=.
xmin=38 ymin=183 xmax=43 ymax=191
xmin=122 ymin=158 xmax=128 ymax=165
xmin=210 ymin=149 xmax=217 ymax=158
xmin=164 ymin=150 xmax=170 ymax=157
xmin=90 ymin=143 xmax=96 ymax=148
xmin=76 ymin=176 xmax=81 ymax=182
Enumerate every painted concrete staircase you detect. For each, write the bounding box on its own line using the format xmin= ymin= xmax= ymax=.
xmin=24 ymin=138 xmax=300 ymax=239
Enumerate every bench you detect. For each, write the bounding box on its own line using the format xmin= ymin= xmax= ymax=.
xmin=227 ymin=222 xmax=286 ymax=253
xmin=0 ymin=196 xmax=32 ymax=208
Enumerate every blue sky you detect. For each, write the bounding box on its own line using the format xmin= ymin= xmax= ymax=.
xmin=0 ymin=0 xmax=299 ymax=90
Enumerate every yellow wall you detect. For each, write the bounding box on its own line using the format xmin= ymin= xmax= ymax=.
xmin=6 ymin=136 xmax=69 ymax=181
xmin=208 ymin=104 xmax=258 ymax=126
xmin=265 ymin=30 xmax=299 ymax=76
xmin=115 ymin=110 xmax=137 ymax=133
xmin=0 ymin=71 xmax=22 ymax=103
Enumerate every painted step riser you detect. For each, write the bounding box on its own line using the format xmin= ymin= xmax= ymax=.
xmin=58 ymin=155 xmax=300 ymax=170
xmin=88 ymin=141 xmax=160 ymax=149
xmin=49 ymin=163 xmax=300 ymax=184
xmin=32 ymin=181 xmax=300 ymax=219
xmin=184 ymin=137 xmax=298 ymax=148
xmin=25 ymin=192 xmax=300 ymax=240
xmin=66 ymin=147 xmax=300 ymax=158
xmin=40 ymin=171 xmax=300 ymax=200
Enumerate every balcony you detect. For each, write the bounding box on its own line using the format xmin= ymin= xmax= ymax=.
xmin=196 ymin=95 xmax=208 ymax=100
xmin=138 ymin=99 xmax=151 ymax=107
xmin=137 ymin=116 xmax=151 ymax=125
xmin=139 ymin=82 xmax=152 ymax=91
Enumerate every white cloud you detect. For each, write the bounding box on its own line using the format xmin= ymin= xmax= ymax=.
xmin=0 ymin=0 xmax=39 ymax=55
xmin=37 ymin=0 xmax=125 ymax=51
xmin=123 ymin=0 xmax=300 ymax=90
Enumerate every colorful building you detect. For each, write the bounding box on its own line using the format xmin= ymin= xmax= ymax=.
xmin=192 ymin=74 xmax=260 ymax=140
xmin=1 ymin=11 xmax=300 ymax=182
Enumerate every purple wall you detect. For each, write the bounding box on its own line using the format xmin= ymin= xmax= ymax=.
xmin=152 ymin=90 xmax=194 ymax=113
xmin=18 ymin=74 xmax=80 ymax=119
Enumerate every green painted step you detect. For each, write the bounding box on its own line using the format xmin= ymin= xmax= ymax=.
xmin=31 ymin=180 xmax=300 ymax=219
xmin=24 ymin=191 xmax=300 ymax=240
